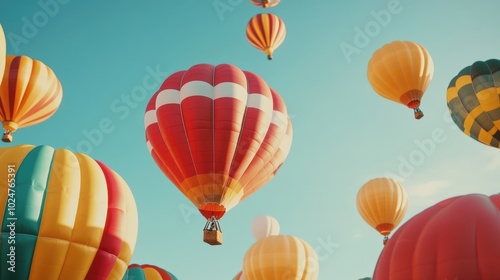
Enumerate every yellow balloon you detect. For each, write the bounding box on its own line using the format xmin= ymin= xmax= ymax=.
xmin=367 ymin=40 xmax=434 ymax=119
xmin=243 ymin=235 xmax=319 ymax=280
xmin=356 ymin=177 xmax=408 ymax=243
xmin=0 ymin=144 xmax=138 ymax=280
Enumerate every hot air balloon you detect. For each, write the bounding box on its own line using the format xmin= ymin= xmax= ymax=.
xmin=246 ymin=13 xmax=286 ymax=60
xmin=0 ymin=144 xmax=138 ymax=280
xmin=250 ymin=0 xmax=280 ymax=8
xmin=367 ymin=40 xmax=434 ymax=119
xmin=122 ymin=264 xmax=178 ymax=280
xmin=447 ymin=59 xmax=500 ymax=148
xmin=0 ymin=55 xmax=63 ymax=142
xmin=243 ymin=235 xmax=319 ymax=280
xmin=356 ymin=177 xmax=408 ymax=245
xmin=373 ymin=193 xmax=500 ymax=280
xmin=0 ymin=24 xmax=6 ymax=83
xmin=144 ymin=63 xmax=293 ymax=245
xmin=251 ymin=215 xmax=280 ymax=241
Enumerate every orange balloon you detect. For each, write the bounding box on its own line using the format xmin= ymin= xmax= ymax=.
xmin=356 ymin=177 xmax=408 ymax=243
xmin=246 ymin=13 xmax=286 ymax=60
xmin=367 ymin=41 xmax=434 ymax=119
xmin=0 ymin=55 xmax=63 ymax=142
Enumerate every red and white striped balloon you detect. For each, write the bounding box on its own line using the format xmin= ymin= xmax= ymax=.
xmin=144 ymin=64 xmax=292 ymax=220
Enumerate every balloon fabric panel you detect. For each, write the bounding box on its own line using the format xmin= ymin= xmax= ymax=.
xmin=85 ymin=161 xmax=128 ymax=280
xmin=1 ymin=145 xmax=52 ymax=280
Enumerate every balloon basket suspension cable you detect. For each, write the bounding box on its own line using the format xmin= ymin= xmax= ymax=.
xmin=383 ymin=235 xmax=389 ymax=245
xmin=203 ymin=216 xmax=223 ymax=246
xmin=414 ymin=108 xmax=424 ymax=120
xmin=2 ymin=130 xmax=12 ymax=143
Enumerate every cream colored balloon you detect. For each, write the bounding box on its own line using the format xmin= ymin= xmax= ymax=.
xmin=243 ymin=235 xmax=319 ymax=280
xmin=251 ymin=215 xmax=280 ymax=240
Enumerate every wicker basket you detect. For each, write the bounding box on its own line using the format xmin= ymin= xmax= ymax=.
xmin=203 ymin=229 xmax=223 ymax=245
xmin=2 ymin=133 xmax=12 ymax=143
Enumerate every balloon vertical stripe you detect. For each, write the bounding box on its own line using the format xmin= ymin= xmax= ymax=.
xmin=85 ymin=161 xmax=127 ymax=280
xmin=7 ymin=56 xmax=22 ymax=118
xmin=1 ymin=145 xmax=53 ymax=280
xmin=29 ymin=149 xmax=81 ymax=279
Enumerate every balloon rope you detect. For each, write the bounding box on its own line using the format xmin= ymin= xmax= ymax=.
xmin=203 ymin=216 xmax=222 ymax=232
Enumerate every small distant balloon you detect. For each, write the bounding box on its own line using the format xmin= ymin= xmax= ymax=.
xmin=250 ymin=0 xmax=280 ymax=8
xmin=243 ymin=235 xmax=319 ymax=280
xmin=251 ymin=215 xmax=280 ymax=240
xmin=246 ymin=13 xmax=286 ymax=60
xmin=356 ymin=177 xmax=408 ymax=245
xmin=122 ymin=264 xmax=178 ymax=280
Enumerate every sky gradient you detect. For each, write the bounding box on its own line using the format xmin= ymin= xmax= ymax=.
xmin=1 ymin=1 xmax=500 ymax=279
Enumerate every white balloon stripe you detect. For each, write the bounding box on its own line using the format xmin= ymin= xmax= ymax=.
xmin=144 ymin=110 xmax=157 ymax=128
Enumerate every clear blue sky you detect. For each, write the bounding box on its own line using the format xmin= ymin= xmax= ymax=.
xmin=2 ymin=1 xmax=500 ymax=279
